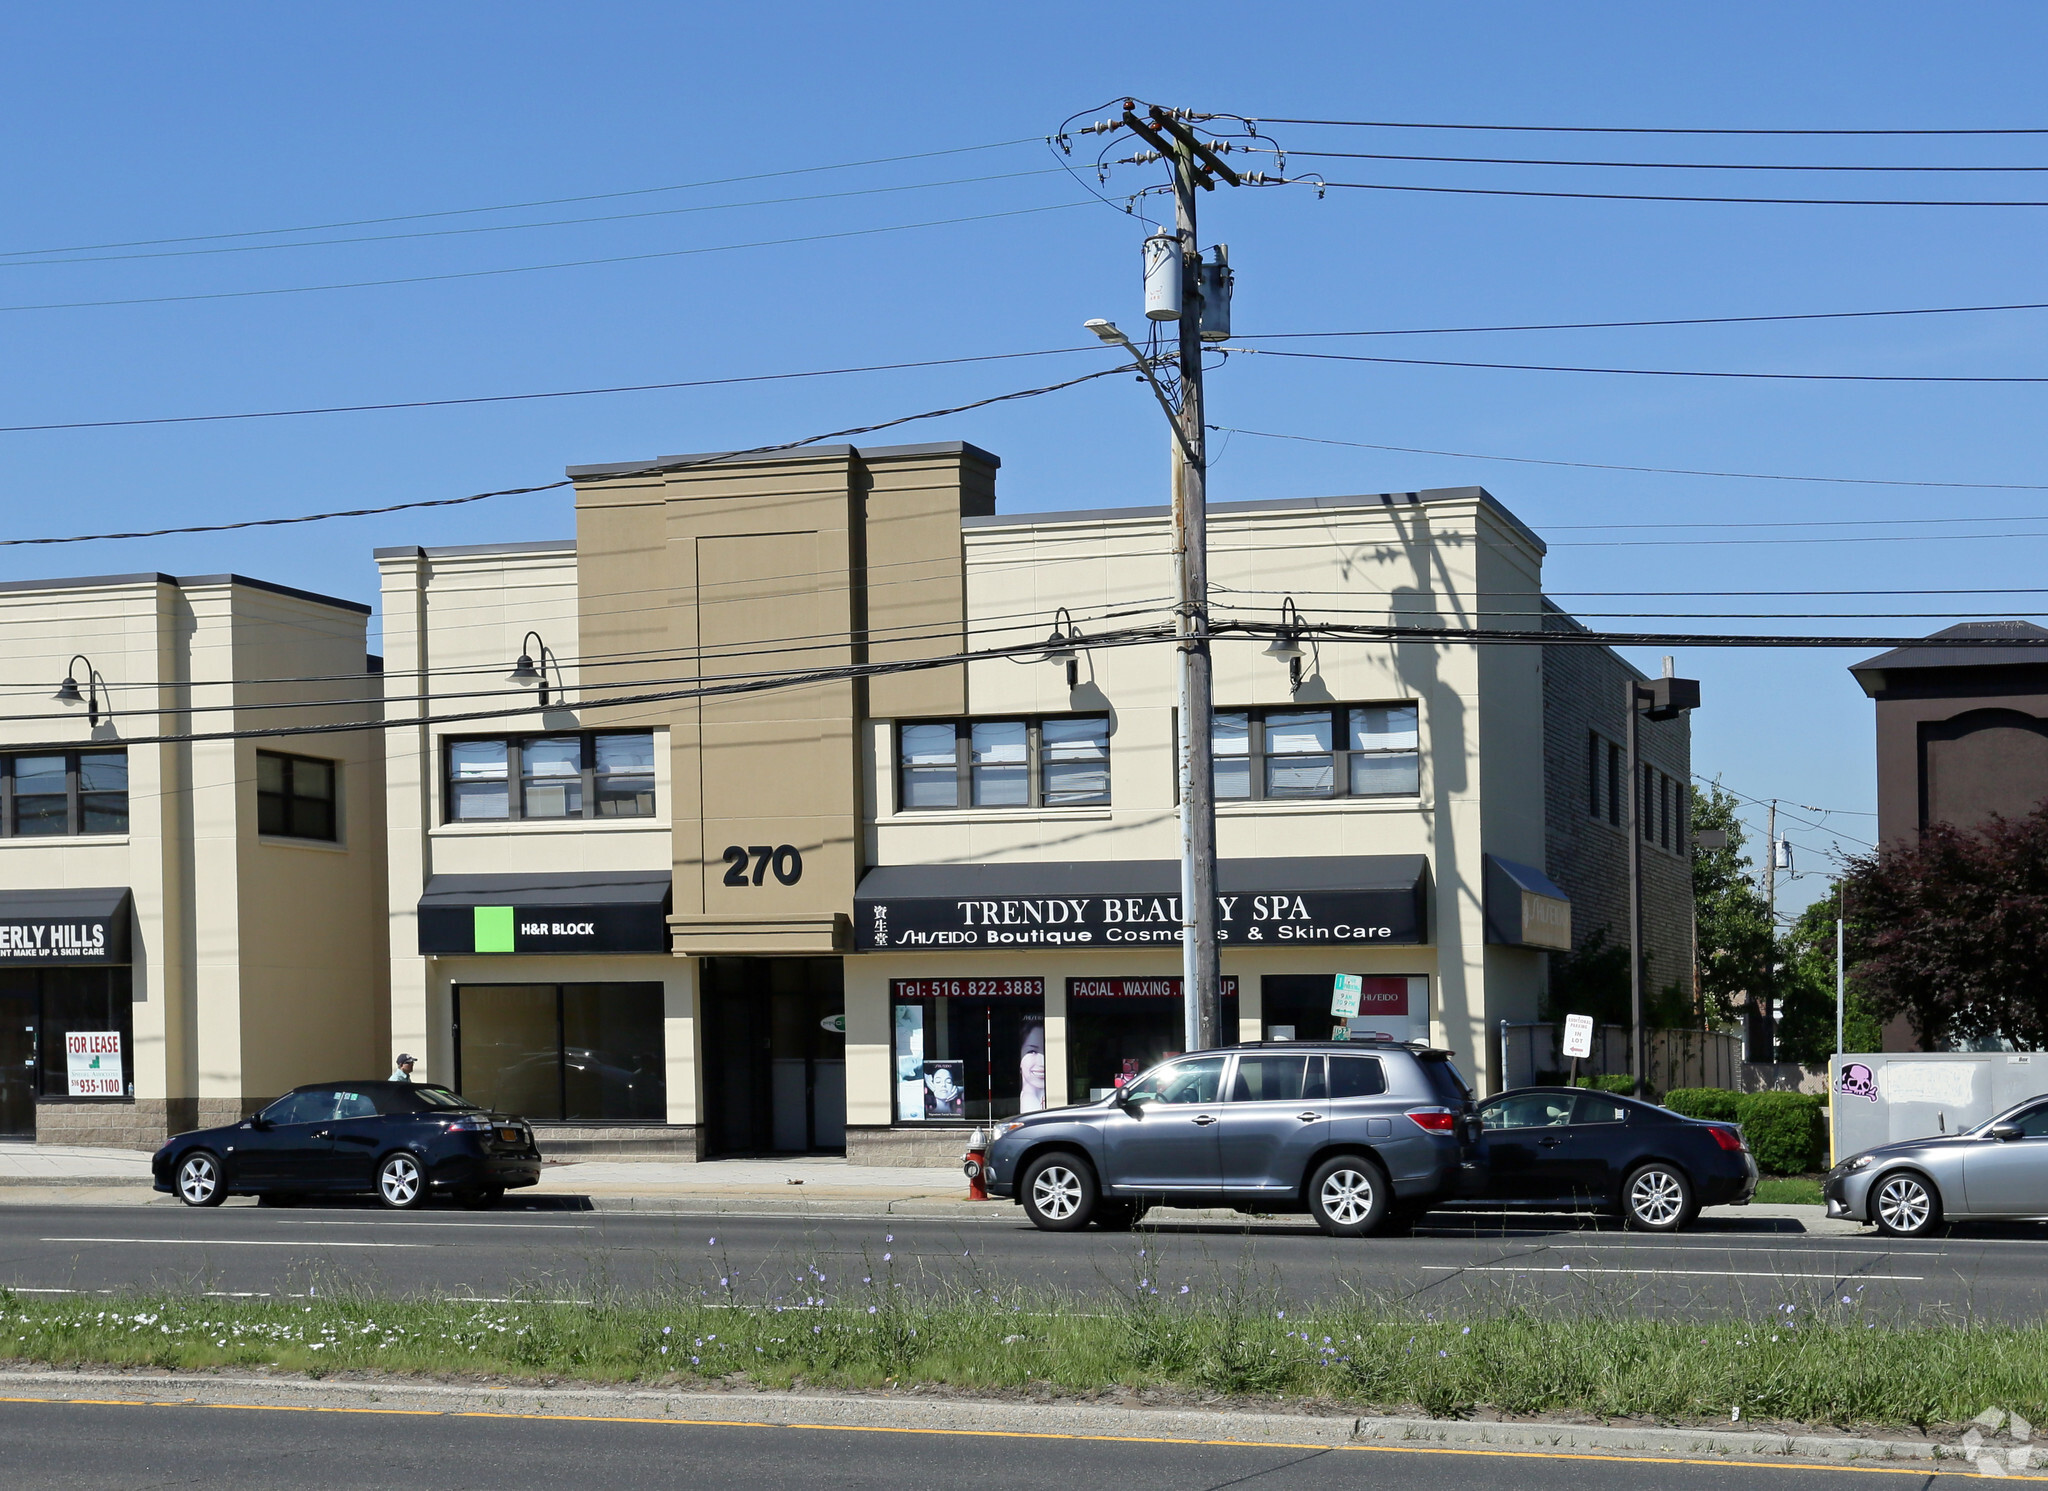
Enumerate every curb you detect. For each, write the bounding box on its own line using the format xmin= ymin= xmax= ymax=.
xmin=0 ymin=1175 xmax=151 ymax=1188
xmin=0 ymin=1369 xmax=1987 ymax=1468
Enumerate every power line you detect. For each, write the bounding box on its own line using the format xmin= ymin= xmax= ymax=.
xmin=1301 ymin=176 xmax=2048 ymax=209
xmin=0 ymin=346 xmax=1093 ymax=436
xmin=1224 ymin=345 xmax=2048 ymax=384
xmin=7 ymin=168 xmax=1069 ymax=269
xmin=1255 ymin=117 xmax=2048 ymax=138
xmin=1280 ymin=148 xmax=2048 ymax=174
xmin=1232 ymin=298 xmax=2048 ymax=340
xmin=0 ymin=138 xmax=1043 ymax=259
xmin=0 ymin=201 xmax=1092 ymax=316
xmin=1209 ymin=425 xmax=2048 ymax=491
xmin=0 ymin=360 xmax=1133 ymax=546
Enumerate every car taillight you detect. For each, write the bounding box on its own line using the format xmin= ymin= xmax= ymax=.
xmin=1708 ymin=1124 xmax=1746 ymax=1152
xmin=1406 ymin=1107 xmax=1458 ymax=1133
xmin=446 ymin=1114 xmax=492 ymax=1132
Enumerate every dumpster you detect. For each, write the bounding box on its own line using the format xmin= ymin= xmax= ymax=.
xmin=1831 ymin=1051 xmax=2048 ymax=1162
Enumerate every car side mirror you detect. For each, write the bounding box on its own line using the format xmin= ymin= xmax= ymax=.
xmin=1991 ymin=1122 xmax=2023 ymax=1141
xmin=248 ymin=1116 xmax=271 ymax=1132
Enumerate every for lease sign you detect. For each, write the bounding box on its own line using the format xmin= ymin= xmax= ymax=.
xmin=65 ymin=1031 xmax=124 ymax=1096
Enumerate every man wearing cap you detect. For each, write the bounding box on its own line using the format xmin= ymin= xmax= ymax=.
xmin=388 ymin=1054 xmax=417 ymax=1082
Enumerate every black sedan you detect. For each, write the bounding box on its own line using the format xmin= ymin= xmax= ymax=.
xmin=152 ymin=1082 xmax=541 ymax=1210
xmin=1445 ymin=1087 xmax=1758 ymax=1231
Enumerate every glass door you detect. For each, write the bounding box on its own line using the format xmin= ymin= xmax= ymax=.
xmin=0 ymin=985 xmax=35 ymax=1138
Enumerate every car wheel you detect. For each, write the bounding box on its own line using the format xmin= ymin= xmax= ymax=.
xmin=457 ymin=1186 xmax=504 ymax=1211
xmin=376 ymin=1153 xmax=427 ymax=1210
xmin=1871 ymin=1170 xmax=1943 ymax=1238
xmin=1307 ymin=1154 xmax=1390 ymax=1237
xmin=1020 ymin=1152 xmax=1097 ymax=1231
xmin=175 ymin=1151 xmax=226 ymax=1208
xmin=1622 ymin=1163 xmax=1695 ymax=1232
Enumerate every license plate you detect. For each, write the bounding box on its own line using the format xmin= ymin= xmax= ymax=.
xmin=499 ymin=1128 xmax=523 ymax=1144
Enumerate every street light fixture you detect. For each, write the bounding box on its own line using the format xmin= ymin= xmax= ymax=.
xmin=54 ymin=654 xmax=104 ymax=728
xmin=1041 ymin=607 xmax=1081 ymax=690
xmin=1262 ymin=597 xmax=1307 ymax=688
xmin=507 ymin=631 xmax=560 ymax=709
xmin=1627 ymin=659 xmax=1701 ymax=1098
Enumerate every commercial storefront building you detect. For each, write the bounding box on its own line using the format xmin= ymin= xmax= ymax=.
xmin=377 ymin=440 xmax=1688 ymax=1162
xmin=0 ymin=571 xmax=387 ymax=1146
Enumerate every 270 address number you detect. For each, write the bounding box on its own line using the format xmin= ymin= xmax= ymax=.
xmin=722 ymin=844 xmax=804 ymax=887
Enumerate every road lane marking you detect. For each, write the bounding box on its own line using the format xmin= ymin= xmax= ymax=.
xmin=266 ymin=1220 xmax=597 ymax=1230
xmin=41 ymin=1237 xmax=432 ymax=1250
xmin=0 ymin=1395 xmax=2015 ymax=1478
xmin=1424 ymin=1264 xmax=1926 ymax=1281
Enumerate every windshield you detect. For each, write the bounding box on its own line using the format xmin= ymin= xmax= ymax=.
xmin=408 ymin=1085 xmax=482 ymax=1111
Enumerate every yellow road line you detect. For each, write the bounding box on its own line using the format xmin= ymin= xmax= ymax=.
xmin=0 ymin=1394 xmax=2028 ymax=1478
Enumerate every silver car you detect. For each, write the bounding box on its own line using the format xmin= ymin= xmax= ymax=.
xmin=1825 ymin=1094 xmax=2048 ymax=1236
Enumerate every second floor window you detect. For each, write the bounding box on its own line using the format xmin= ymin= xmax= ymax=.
xmin=897 ymin=716 xmax=1110 ymax=810
xmin=1 ymin=750 xmax=127 ymax=837
xmin=1211 ymin=704 xmax=1420 ymax=801
xmin=445 ymin=731 xmax=656 ymax=822
xmin=258 ymin=751 xmax=337 ymax=841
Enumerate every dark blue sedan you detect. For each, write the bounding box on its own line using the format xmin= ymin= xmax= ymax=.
xmin=152 ymin=1081 xmax=541 ymax=1210
xmin=1449 ymin=1087 xmax=1758 ymax=1231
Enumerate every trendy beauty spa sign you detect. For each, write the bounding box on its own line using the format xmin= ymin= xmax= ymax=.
xmin=856 ymin=881 xmax=1425 ymax=951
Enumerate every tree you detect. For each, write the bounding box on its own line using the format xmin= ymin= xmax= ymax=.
xmin=1691 ymin=783 xmax=1775 ymax=1028
xmin=1775 ymin=886 xmax=1883 ymax=1063
xmin=1840 ymin=807 xmax=2048 ymax=1051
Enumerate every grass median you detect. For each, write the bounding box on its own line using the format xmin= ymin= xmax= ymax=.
xmin=3 ymin=1275 xmax=2043 ymax=1432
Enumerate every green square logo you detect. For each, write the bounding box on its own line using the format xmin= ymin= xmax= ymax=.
xmin=473 ymin=906 xmax=516 ymax=953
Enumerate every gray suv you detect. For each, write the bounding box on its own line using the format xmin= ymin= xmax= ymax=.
xmin=983 ymin=1040 xmax=1483 ymax=1236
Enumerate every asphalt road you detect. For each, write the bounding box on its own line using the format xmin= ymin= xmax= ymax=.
xmin=0 ymin=1397 xmax=1996 ymax=1491
xmin=4 ymin=1200 xmax=2047 ymax=1318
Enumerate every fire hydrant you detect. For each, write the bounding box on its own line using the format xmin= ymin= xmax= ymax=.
xmin=962 ymin=1126 xmax=989 ymax=1200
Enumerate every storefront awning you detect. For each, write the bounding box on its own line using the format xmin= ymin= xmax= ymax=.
xmin=418 ymin=872 xmax=672 ymax=956
xmin=1482 ymin=855 xmax=1572 ymax=951
xmin=0 ymin=886 xmax=131 ymax=964
xmin=853 ymin=856 xmax=1428 ymax=951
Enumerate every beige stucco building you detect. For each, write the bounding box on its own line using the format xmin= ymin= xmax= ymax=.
xmin=373 ymin=441 xmax=1687 ymax=1163
xmin=0 ymin=571 xmax=387 ymax=1147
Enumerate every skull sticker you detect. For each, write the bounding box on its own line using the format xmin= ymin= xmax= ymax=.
xmin=1838 ymin=1062 xmax=1879 ymax=1103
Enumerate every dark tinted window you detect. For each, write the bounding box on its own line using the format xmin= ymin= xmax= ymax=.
xmin=1573 ymin=1094 xmax=1629 ymax=1125
xmin=1329 ymin=1055 xmax=1388 ymax=1098
xmin=260 ymin=1090 xmax=329 ymax=1126
xmin=407 ymin=1086 xmax=481 ymax=1111
xmin=1229 ymin=1055 xmax=1317 ymax=1102
xmin=1484 ymin=1092 xmax=1572 ymax=1129
xmin=2009 ymin=1103 xmax=2048 ymax=1138
xmin=1417 ymin=1056 xmax=1471 ymax=1105
xmin=330 ymin=1090 xmax=378 ymax=1120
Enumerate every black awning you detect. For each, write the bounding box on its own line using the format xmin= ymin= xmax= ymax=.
xmin=418 ymin=872 xmax=672 ymax=956
xmin=1482 ymin=854 xmax=1573 ymax=950
xmin=853 ymin=856 xmax=1428 ymax=950
xmin=0 ymin=886 xmax=131 ymax=964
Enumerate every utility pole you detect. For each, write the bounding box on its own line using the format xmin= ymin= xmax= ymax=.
xmin=1764 ymin=798 xmax=1778 ymax=1063
xmin=1835 ymin=881 xmax=1846 ymax=1057
xmin=1085 ymin=102 xmax=1242 ymax=1053
xmin=1626 ymin=660 xmax=1700 ymax=1099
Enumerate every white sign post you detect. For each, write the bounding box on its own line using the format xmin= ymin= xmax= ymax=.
xmin=1330 ymin=975 xmax=1362 ymax=1039
xmin=1561 ymin=1013 xmax=1595 ymax=1088
xmin=65 ymin=1031 xmax=124 ymax=1097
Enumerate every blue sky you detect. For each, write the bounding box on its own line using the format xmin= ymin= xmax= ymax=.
xmin=6 ymin=3 xmax=2048 ymax=915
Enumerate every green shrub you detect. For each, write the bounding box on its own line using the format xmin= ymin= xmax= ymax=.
xmin=1736 ymin=1091 xmax=1827 ymax=1175
xmin=1663 ymin=1087 xmax=1741 ymax=1123
xmin=1569 ymin=1074 xmax=1640 ymax=1096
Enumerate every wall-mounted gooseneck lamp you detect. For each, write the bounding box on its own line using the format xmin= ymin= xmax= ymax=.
xmin=1042 ymin=607 xmax=1081 ymax=690
xmin=1263 ymin=598 xmax=1307 ymax=689
xmin=53 ymin=654 xmax=105 ymax=727
xmin=507 ymin=631 xmax=562 ymax=709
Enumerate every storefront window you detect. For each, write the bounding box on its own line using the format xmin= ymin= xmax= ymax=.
xmin=454 ymin=982 xmax=665 ymax=1122
xmin=1066 ymin=977 xmax=1240 ymax=1102
xmin=0 ymin=966 xmax=135 ymax=1105
xmin=890 ymin=977 xmax=1045 ymax=1124
xmin=1260 ymin=974 xmax=1425 ymax=1043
